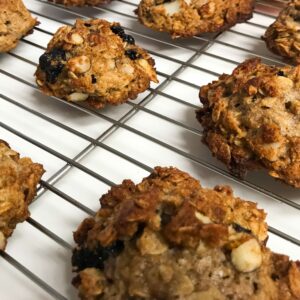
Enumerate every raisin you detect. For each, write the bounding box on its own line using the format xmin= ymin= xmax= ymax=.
xmin=72 ymin=240 xmax=124 ymax=271
xmin=121 ymin=34 xmax=135 ymax=45
xmin=277 ymin=70 xmax=285 ymax=76
xmin=110 ymin=25 xmax=125 ymax=35
xmin=39 ymin=48 xmax=66 ymax=84
xmin=232 ymin=223 xmax=251 ymax=234
xmin=84 ymin=23 xmax=92 ymax=27
xmin=125 ymin=49 xmax=140 ymax=60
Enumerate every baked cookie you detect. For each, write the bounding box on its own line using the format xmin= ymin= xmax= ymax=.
xmin=35 ymin=19 xmax=158 ymax=109
xmin=263 ymin=0 xmax=300 ymax=64
xmin=197 ymin=58 xmax=300 ymax=188
xmin=0 ymin=140 xmax=44 ymax=250
xmin=137 ymin=0 xmax=255 ymax=38
xmin=48 ymin=0 xmax=111 ymax=6
xmin=0 ymin=0 xmax=37 ymax=52
xmin=73 ymin=167 xmax=298 ymax=300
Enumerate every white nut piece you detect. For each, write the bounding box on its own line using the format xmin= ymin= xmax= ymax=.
xmin=195 ymin=211 xmax=212 ymax=224
xmin=64 ymin=32 xmax=83 ymax=45
xmin=68 ymin=55 xmax=91 ymax=74
xmin=162 ymin=0 xmax=180 ymax=15
xmin=70 ymin=33 xmax=84 ymax=45
xmin=231 ymin=238 xmax=262 ymax=273
xmin=67 ymin=92 xmax=89 ymax=102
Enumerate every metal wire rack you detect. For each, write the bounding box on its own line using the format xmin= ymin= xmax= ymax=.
xmin=0 ymin=0 xmax=299 ymax=299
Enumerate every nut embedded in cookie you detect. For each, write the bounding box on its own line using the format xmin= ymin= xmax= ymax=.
xmin=263 ymin=0 xmax=300 ymax=64
xmin=137 ymin=0 xmax=255 ymax=38
xmin=0 ymin=0 xmax=38 ymax=53
xmin=35 ymin=19 xmax=158 ymax=109
xmin=197 ymin=58 xmax=300 ymax=188
xmin=70 ymin=167 xmax=300 ymax=300
xmin=0 ymin=140 xmax=44 ymax=250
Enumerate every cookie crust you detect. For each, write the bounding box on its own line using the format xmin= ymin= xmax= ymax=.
xmin=0 ymin=140 xmax=44 ymax=250
xmin=137 ymin=0 xmax=255 ymax=38
xmin=263 ymin=0 xmax=300 ymax=64
xmin=0 ymin=0 xmax=37 ymax=52
xmin=197 ymin=58 xmax=300 ymax=188
xmin=35 ymin=19 xmax=158 ymax=109
xmin=70 ymin=167 xmax=300 ymax=300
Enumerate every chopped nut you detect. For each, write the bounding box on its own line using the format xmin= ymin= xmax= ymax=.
xmin=195 ymin=211 xmax=212 ymax=224
xmin=65 ymin=32 xmax=84 ymax=45
xmin=162 ymin=0 xmax=180 ymax=15
xmin=67 ymin=92 xmax=89 ymax=102
xmin=231 ymin=238 xmax=262 ymax=273
xmin=36 ymin=79 xmax=44 ymax=86
xmin=68 ymin=56 xmax=91 ymax=74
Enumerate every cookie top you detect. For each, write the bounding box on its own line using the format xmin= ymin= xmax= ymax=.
xmin=137 ymin=0 xmax=254 ymax=38
xmin=70 ymin=167 xmax=300 ymax=300
xmin=48 ymin=0 xmax=111 ymax=6
xmin=35 ymin=19 xmax=158 ymax=109
xmin=197 ymin=58 xmax=300 ymax=188
xmin=0 ymin=0 xmax=37 ymax=52
xmin=263 ymin=1 xmax=300 ymax=64
xmin=0 ymin=140 xmax=44 ymax=250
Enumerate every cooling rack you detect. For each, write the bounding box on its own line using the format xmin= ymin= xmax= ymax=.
xmin=0 ymin=0 xmax=299 ymax=299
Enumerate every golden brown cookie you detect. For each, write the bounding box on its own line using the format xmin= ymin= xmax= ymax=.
xmin=35 ymin=19 xmax=158 ymax=109
xmin=137 ymin=0 xmax=255 ymax=38
xmin=48 ymin=0 xmax=111 ymax=6
xmin=197 ymin=58 xmax=300 ymax=188
xmin=263 ymin=0 xmax=300 ymax=64
xmin=71 ymin=167 xmax=300 ymax=300
xmin=0 ymin=140 xmax=44 ymax=250
xmin=0 ymin=0 xmax=37 ymax=52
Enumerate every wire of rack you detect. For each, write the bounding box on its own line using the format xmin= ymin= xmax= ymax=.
xmin=0 ymin=0 xmax=299 ymax=299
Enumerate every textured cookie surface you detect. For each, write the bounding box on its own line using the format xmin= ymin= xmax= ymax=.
xmin=0 ymin=0 xmax=37 ymax=52
xmin=137 ymin=0 xmax=254 ymax=38
xmin=72 ymin=167 xmax=300 ymax=300
xmin=0 ymin=140 xmax=44 ymax=250
xmin=35 ymin=19 xmax=158 ymax=109
xmin=263 ymin=0 xmax=300 ymax=64
xmin=48 ymin=0 xmax=111 ymax=6
xmin=197 ymin=58 xmax=300 ymax=188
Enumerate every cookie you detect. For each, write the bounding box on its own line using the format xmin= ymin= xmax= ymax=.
xmin=137 ymin=0 xmax=255 ymax=38
xmin=48 ymin=0 xmax=111 ymax=6
xmin=263 ymin=0 xmax=300 ymax=64
xmin=0 ymin=0 xmax=37 ymax=52
xmin=0 ymin=140 xmax=44 ymax=250
xmin=197 ymin=58 xmax=300 ymax=188
xmin=71 ymin=167 xmax=299 ymax=300
xmin=35 ymin=19 xmax=158 ymax=109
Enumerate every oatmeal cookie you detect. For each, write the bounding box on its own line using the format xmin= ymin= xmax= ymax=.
xmin=197 ymin=58 xmax=300 ymax=188
xmin=48 ymin=0 xmax=111 ymax=6
xmin=35 ymin=19 xmax=158 ymax=109
xmin=263 ymin=0 xmax=300 ymax=64
xmin=137 ymin=0 xmax=255 ymax=38
xmin=0 ymin=140 xmax=44 ymax=250
xmin=72 ymin=167 xmax=299 ymax=300
xmin=0 ymin=0 xmax=37 ymax=52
